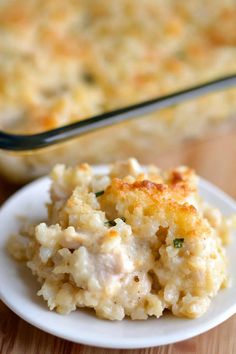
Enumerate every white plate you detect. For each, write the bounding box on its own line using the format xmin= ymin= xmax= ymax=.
xmin=0 ymin=166 xmax=236 ymax=349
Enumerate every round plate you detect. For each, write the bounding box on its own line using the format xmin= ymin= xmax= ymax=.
xmin=0 ymin=166 xmax=236 ymax=349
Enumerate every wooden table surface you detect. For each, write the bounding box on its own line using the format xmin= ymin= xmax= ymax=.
xmin=1 ymin=131 xmax=236 ymax=354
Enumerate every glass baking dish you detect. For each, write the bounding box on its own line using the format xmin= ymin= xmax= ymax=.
xmin=1 ymin=0 xmax=236 ymax=183
xmin=1 ymin=80 xmax=236 ymax=184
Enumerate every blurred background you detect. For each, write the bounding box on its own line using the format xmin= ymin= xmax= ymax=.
xmin=0 ymin=0 xmax=235 ymax=198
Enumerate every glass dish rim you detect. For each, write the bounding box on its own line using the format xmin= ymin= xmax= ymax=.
xmin=0 ymin=74 xmax=235 ymax=152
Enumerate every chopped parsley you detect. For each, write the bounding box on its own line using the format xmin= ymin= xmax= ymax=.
xmin=82 ymin=72 xmax=96 ymax=84
xmin=105 ymin=220 xmax=117 ymax=227
xmin=105 ymin=217 xmax=126 ymax=227
xmin=95 ymin=190 xmax=104 ymax=197
xmin=175 ymin=50 xmax=186 ymax=60
xmin=173 ymin=238 xmax=184 ymax=248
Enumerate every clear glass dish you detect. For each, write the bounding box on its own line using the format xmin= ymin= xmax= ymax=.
xmin=0 ymin=1 xmax=236 ymax=183
xmin=0 ymin=89 xmax=236 ymax=183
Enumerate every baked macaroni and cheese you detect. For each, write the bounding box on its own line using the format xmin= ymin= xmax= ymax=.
xmin=0 ymin=1 xmax=236 ymax=181
xmin=8 ymin=159 xmax=233 ymax=320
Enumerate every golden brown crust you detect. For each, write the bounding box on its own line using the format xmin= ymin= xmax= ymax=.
xmin=100 ymin=173 xmax=206 ymax=242
xmin=104 ymin=167 xmax=196 ymax=205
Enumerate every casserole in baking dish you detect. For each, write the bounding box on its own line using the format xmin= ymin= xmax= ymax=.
xmin=0 ymin=0 xmax=236 ymax=182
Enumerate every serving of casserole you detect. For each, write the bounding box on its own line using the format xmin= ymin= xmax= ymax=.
xmin=8 ymin=158 xmax=234 ymax=320
xmin=0 ymin=0 xmax=236 ymax=181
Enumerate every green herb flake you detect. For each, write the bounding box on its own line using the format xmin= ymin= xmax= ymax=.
xmin=95 ymin=190 xmax=104 ymax=197
xmin=175 ymin=50 xmax=186 ymax=60
xmin=173 ymin=238 xmax=184 ymax=249
xmin=105 ymin=220 xmax=117 ymax=227
xmin=105 ymin=217 xmax=126 ymax=227
xmin=82 ymin=72 xmax=96 ymax=84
